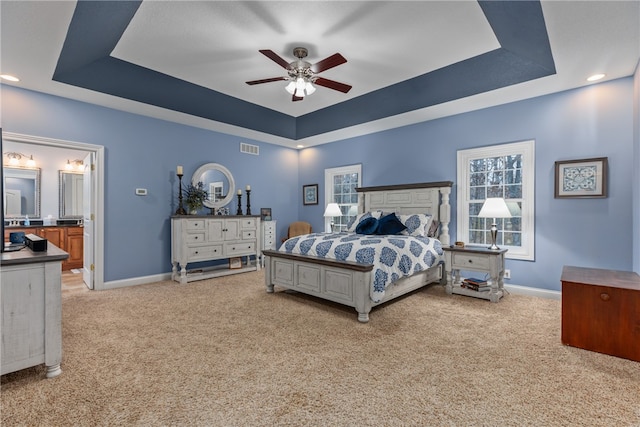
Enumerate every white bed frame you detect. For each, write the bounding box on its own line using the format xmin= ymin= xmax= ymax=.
xmin=263 ymin=181 xmax=453 ymax=322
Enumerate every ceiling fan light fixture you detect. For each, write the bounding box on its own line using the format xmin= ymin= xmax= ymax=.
xmin=285 ymin=81 xmax=296 ymax=94
xmin=305 ymin=81 xmax=316 ymax=95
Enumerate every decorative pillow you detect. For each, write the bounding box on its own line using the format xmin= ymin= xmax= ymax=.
xmin=346 ymin=210 xmax=383 ymax=232
xmin=399 ymin=214 xmax=433 ymax=237
xmin=376 ymin=213 xmax=407 ymax=235
xmin=427 ymin=219 xmax=440 ymax=238
xmin=355 ymin=216 xmax=379 ymax=235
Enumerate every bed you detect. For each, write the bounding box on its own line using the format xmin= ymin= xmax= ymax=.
xmin=263 ymin=181 xmax=453 ymax=322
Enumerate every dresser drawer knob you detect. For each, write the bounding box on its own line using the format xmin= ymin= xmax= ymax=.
xmin=600 ymin=293 xmax=610 ymax=301
xmin=468 ymin=259 xmax=473 ymax=264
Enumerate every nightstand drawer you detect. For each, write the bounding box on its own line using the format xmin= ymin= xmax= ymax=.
xmin=451 ymin=252 xmax=490 ymax=269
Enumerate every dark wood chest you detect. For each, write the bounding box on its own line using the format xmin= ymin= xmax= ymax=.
xmin=561 ymin=266 xmax=640 ymax=362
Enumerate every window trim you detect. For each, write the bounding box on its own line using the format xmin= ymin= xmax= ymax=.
xmin=324 ymin=164 xmax=362 ymax=233
xmin=457 ymin=140 xmax=535 ymax=261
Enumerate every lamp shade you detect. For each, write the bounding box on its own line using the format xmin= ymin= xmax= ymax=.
xmin=323 ymin=203 xmax=342 ymax=217
xmin=478 ymin=198 xmax=512 ymax=218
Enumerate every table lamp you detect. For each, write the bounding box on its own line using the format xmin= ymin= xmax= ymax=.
xmin=323 ymin=203 xmax=342 ymax=232
xmin=478 ymin=198 xmax=512 ymax=250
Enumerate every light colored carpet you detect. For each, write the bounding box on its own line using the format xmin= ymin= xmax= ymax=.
xmin=2 ymin=271 xmax=639 ymax=426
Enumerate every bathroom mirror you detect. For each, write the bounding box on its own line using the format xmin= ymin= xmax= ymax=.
xmin=191 ymin=163 xmax=235 ymax=209
xmin=59 ymin=170 xmax=84 ymax=218
xmin=3 ymin=166 xmax=41 ymax=218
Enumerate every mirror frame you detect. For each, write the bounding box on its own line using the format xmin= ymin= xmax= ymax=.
xmin=191 ymin=163 xmax=235 ymax=209
xmin=58 ymin=170 xmax=84 ymax=219
xmin=3 ymin=166 xmax=41 ymax=218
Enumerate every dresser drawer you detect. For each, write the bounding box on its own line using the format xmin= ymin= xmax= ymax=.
xmin=185 ymin=220 xmax=205 ymax=231
xmin=185 ymin=232 xmax=205 ymax=244
xmin=240 ymin=218 xmax=256 ymax=229
xmin=263 ymin=236 xmax=276 ymax=249
xmin=241 ymin=230 xmax=256 ymax=240
xmin=225 ymin=242 xmax=255 ymax=255
xmin=451 ymin=252 xmax=490 ymax=269
xmin=187 ymin=245 xmax=222 ymax=261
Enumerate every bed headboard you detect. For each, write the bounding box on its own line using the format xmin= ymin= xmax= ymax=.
xmin=356 ymin=181 xmax=453 ymax=245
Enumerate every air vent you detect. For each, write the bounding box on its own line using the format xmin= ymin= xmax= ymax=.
xmin=240 ymin=142 xmax=259 ymax=155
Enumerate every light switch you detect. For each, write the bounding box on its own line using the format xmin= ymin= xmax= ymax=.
xmin=135 ymin=188 xmax=148 ymax=196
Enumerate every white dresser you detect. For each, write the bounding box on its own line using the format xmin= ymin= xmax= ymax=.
xmin=261 ymin=220 xmax=277 ymax=267
xmin=171 ymin=215 xmax=261 ymax=284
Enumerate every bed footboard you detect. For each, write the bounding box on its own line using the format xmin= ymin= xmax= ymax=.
xmin=264 ymin=250 xmax=442 ymax=322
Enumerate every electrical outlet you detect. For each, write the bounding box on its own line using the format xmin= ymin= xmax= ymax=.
xmin=504 ymin=269 xmax=511 ymax=279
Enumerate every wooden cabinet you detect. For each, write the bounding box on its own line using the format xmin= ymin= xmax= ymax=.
xmin=3 ymin=226 xmax=83 ymax=271
xmin=64 ymin=227 xmax=84 ymax=270
xmin=171 ymin=215 xmax=261 ymax=284
xmin=561 ymin=266 xmax=640 ymax=362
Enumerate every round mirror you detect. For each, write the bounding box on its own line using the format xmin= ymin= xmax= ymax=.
xmin=191 ymin=163 xmax=235 ymax=209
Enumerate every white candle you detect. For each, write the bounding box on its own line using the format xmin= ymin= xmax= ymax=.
xmin=237 ymin=189 xmax=242 ymax=195
xmin=246 ymin=185 xmax=251 ymax=191
xmin=176 ymin=165 xmax=183 ymax=175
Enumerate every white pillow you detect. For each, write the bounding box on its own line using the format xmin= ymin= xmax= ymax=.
xmin=399 ymin=214 xmax=433 ymax=237
xmin=346 ymin=210 xmax=383 ymax=232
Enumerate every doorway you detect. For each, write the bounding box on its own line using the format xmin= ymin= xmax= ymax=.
xmin=2 ymin=131 xmax=105 ymax=290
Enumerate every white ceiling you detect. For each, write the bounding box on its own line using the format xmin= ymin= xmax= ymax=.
xmin=1 ymin=1 xmax=638 ymax=149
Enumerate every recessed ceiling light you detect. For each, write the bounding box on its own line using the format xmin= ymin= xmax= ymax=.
xmin=587 ymin=74 xmax=605 ymax=82
xmin=0 ymin=74 xmax=20 ymax=82
xmin=296 ymin=144 xmax=304 ymax=149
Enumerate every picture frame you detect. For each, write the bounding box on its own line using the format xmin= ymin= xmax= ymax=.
xmin=554 ymin=157 xmax=608 ymax=198
xmin=303 ymin=184 xmax=318 ymax=205
xmin=229 ymin=257 xmax=242 ymax=269
xmin=260 ymin=208 xmax=272 ymax=221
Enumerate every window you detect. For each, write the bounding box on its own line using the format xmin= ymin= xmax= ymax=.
xmin=324 ymin=164 xmax=362 ymax=232
xmin=457 ymin=140 xmax=535 ymax=260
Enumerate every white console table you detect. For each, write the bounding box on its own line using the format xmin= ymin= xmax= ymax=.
xmin=171 ymin=215 xmax=261 ymax=284
xmin=1 ymin=244 xmax=68 ymax=378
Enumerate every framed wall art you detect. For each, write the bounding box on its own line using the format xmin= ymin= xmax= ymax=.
xmin=303 ymin=184 xmax=318 ymax=205
xmin=260 ymin=208 xmax=272 ymax=221
xmin=554 ymin=157 xmax=608 ymax=198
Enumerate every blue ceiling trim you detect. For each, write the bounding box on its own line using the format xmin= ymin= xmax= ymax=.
xmin=53 ymin=0 xmax=555 ymax=141
xmin=54 ymin=0 xmax=297 ymax=139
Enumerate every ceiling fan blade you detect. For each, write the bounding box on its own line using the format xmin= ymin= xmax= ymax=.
xmin=311 ymin=53 xmax=347 ymax=73
xmin=314 ymin=77 xmax=352 ymax=93
xmin=292 ymin=94 xmax=304 ymax=102
xmin=246 ymin=77 xmax=287 ymax=85
xmin=259 ymin=49 xmax=291 ymax=69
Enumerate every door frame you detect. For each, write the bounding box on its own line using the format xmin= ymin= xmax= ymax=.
xmin=3 ymin=131 xmax=105 ymax=290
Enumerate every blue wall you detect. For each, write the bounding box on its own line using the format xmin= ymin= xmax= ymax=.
xmin=1 ymin=85 xmax=300 ymax=281
xmin=299 ymin=78 xmax=635 ymax=291
xmin=2 ymin=76 xmax=636 ymax=291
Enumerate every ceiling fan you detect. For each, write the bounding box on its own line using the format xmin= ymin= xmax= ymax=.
xmin=246 ymin=47 xmax=352 ymax=102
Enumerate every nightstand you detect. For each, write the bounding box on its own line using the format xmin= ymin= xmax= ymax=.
xmin=443 ymin=246 xmax=507 ymax=302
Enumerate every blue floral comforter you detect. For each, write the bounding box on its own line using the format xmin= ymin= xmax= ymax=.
xmin=279 ymin=232 xmax=444 ymax=303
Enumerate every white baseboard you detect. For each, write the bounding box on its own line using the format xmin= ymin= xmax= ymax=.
xmin=102 ymin=273 xmax=172 ymax=290
xmin=504 ymin=283 xmax=561 ymax=300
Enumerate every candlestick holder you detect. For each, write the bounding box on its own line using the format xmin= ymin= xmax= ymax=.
xmin=175 ymin=173 xmax=187 ymax=215
xmin=246 ymin=189 xmax=251 ymax=215
xmin=236 ymin=193 xmax=243 ymax=215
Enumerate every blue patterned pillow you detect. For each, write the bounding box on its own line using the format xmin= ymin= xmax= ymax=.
xmin=346 ymin=210 xmax=383 ymax=232
xmin=376 ymin=213 xmax=407 ymax=235
xmin=355 ymin=216 xmax=379 ymax=234
xmin=399 ymin=214 xmax=433 ymax=237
